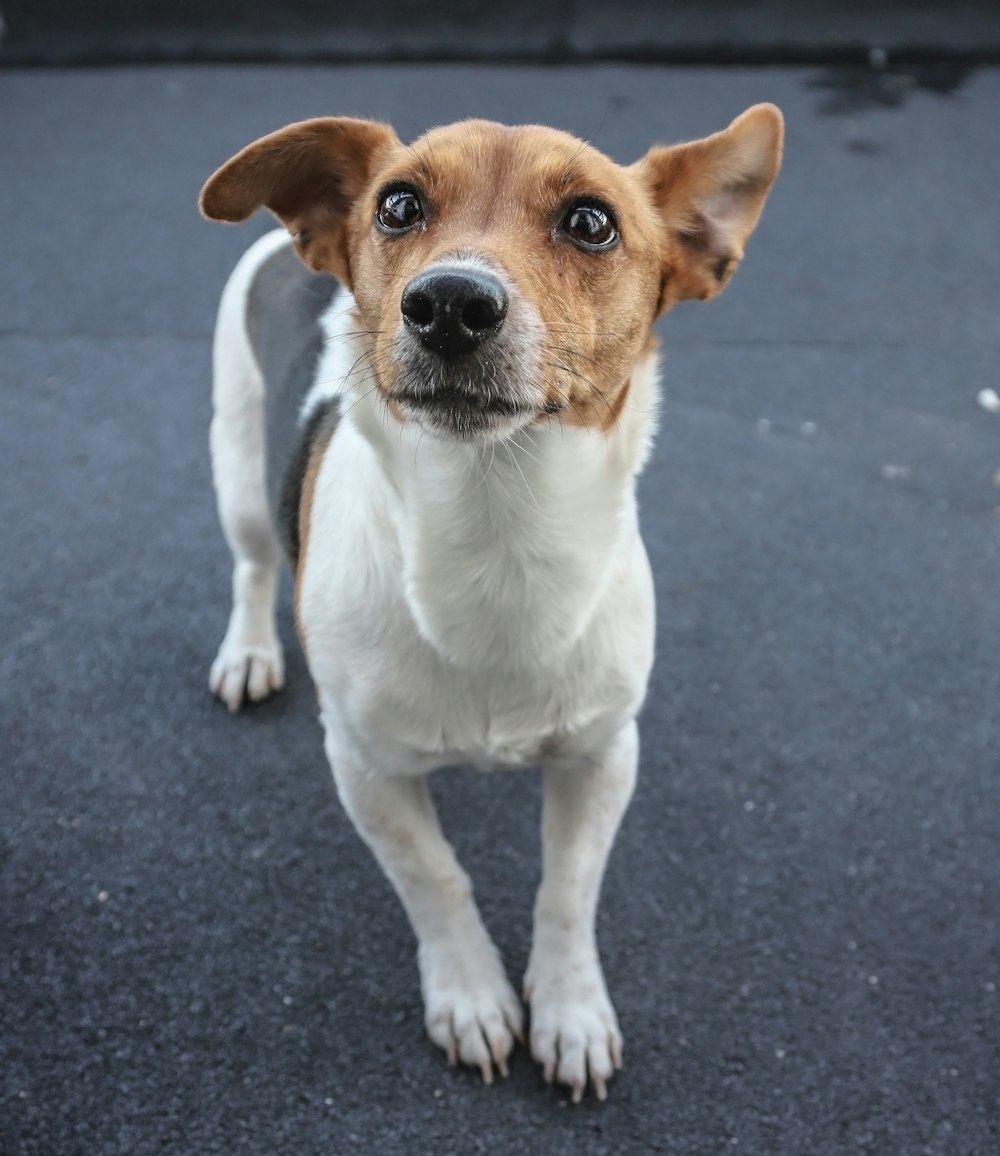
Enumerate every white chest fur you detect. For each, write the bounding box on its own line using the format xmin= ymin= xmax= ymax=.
xmin=399 ymin=428 xmax=632 ymax=669
xmin=297 ymin=316 xmax=659 ymax=773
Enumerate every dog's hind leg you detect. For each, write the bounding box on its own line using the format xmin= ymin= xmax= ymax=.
xmin=207 ymin=233 xmax=289 ymax=711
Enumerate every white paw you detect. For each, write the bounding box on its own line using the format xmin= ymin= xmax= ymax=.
xmin=209 ymin=639 xmax=284 ymax=712
xmin=419 ymin=941 xmax=524 ymax=1084
xmin=524 ymin=955 xmax=622 ymax=1102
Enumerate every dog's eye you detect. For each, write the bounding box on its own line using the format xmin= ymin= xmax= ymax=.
xmin=560 ymin=202 xmax=619 ymax=250
xmin=377 ymin=186 xmax=424 ymax=232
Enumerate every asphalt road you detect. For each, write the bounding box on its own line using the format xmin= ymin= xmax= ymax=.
xmin=2 ymin=63 xmax=999 ymax=1155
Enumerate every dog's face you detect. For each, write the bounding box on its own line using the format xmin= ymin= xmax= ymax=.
xmin=201 ymin=110 xmax=782 ymax=440
xmin=346 ymin=121 xmax=670 ymax=440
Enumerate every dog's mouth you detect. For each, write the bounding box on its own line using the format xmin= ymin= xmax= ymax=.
xmin=393 ymin=384 xmax=533 ymax=438
xmin=386 ymin=338 xmax=543 ymax=437
xmin=396 ymin=385 xmax=526 ymax=417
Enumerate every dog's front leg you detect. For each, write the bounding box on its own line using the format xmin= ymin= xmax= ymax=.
xmin=525 ymin=719 xmax=639 ymax=1102
xmin=329 ymin=753 xmax=523 ymax=1082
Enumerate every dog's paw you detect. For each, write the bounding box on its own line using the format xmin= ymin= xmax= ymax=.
xmin=524 ymin=956 xmax=622 ymax=1102
xmin=420 ymin=942 xmax=524 ymax=1084
xmin=209 ymin=639 xmax=284 ymax=712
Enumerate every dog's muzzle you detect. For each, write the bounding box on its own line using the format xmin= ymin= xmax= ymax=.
xmin=393 ymin=263 xmax=538 ymax=437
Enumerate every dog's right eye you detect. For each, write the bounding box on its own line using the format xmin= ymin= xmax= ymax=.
xmin=376 ymin=187 xmax=424 ymax=232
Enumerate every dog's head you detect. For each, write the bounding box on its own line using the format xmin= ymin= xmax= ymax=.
xmin=201 ymin=109 xmax=782 ymax=440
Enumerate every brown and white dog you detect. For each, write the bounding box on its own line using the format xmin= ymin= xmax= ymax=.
xmin=199 ymin=108 xmax=782 ymax=1101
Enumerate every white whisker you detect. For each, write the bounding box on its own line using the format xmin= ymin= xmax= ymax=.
xmin=501 ymin=438 xmax=541 ymax=511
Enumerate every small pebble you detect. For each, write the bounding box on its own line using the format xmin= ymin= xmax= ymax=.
xmin=881 ymin=464 xmax=911 ymax=481
xmin=97 ymin=890 xmax=109 ymax=903
xmin=800 ymin=421 xmax=818 ymax=436
xmin=977 ymin=388 xmax=1000 ymax=413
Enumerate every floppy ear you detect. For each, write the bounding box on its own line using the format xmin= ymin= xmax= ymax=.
xmin=199 ymin=117 xmax=400 ymax=285
xmin=634 ymin=103 xmax=783 ymax=309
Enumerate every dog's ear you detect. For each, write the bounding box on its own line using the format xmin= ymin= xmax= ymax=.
xmin=634 ymin=104 xmax=783 ymax=310
xmin=199 ymin=117 xmax=400 ymax=284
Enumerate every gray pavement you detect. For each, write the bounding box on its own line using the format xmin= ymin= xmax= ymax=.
xmin=2 ymin=63 xmax=999 ymax=1155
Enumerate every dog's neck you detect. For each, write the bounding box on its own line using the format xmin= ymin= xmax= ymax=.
xmin=347 ymin=350 xmax=659 ymax=673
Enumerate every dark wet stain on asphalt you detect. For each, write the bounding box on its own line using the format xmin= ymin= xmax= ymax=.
xmin=808 ymin=62 xmax=974 ymax=115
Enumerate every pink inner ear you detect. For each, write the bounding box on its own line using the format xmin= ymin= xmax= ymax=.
xmin=689 ymin=143 xmax=781 ymax=255
xmin=692 ymin=181 xmax=760 ymax=256
xmin=702 ymin=178 xmax=756 ymax=226
xmin=698 ymin=106 xmax=782 ymax=221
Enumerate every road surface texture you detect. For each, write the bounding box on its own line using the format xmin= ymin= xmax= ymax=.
xmin=2 ymin=60 xmax=999 ymax=1155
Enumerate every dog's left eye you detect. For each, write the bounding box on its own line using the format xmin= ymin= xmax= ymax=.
xmin=377 ymin=187 xmax=424 ymax=232
xmin=560 ymin=202 xmax=619 ymax=250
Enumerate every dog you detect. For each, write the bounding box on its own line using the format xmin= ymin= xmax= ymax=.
xmin=199 ymin=106 xmax=782 ymax=1101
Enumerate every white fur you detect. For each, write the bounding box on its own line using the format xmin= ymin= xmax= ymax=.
xmin=301 ymin=280 xmax=366 ymax=422
xmin=209 ymin=226 xmax=660 ymax=1100
xmin=208 ymin=229 xmax=291 ymax=711
xmin=302 ymin=374 xmax=658 ymax=770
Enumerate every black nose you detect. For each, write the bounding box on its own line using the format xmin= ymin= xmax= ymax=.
xmin=400 ymin=266 xmax=508 ymax=360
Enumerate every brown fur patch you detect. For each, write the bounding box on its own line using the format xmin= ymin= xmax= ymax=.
xmin=199 ymin=117 xmax=400 ymax=286
xmin=346 ymin=121 xmax=669 ymax=433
